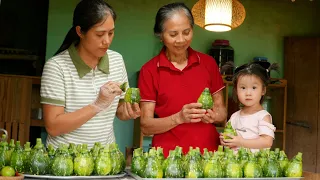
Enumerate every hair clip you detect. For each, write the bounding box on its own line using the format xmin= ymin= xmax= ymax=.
xmin=266 ymin=69 xmax=269 ymax=72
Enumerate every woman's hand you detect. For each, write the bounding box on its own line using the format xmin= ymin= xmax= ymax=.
xmin=201 ymin=108 xmax=219 ymax=124
xmin=220 ymin=133 xmax=244 ymax=148
xmin=124 ymin=102 xmax=141 ymax=119
xmin=91 ymin=81 xmax=122 ymax=112
xmin=175 ymin=103 xmax=206 ymax=124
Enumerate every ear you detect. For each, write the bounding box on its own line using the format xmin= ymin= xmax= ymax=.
xmin=262 ymin=86 xmax=267 ymax=95
xmin=159 ymin=34 xmax=164 ymax=42
xmin=75 ymin=26 xmax=83 ymax=38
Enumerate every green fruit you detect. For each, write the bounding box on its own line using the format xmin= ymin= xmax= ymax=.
xmin=285 ymin=152 xmax=303 ymax=177
xmin=1 ymin=166 xmax=15 ymax=176
xmin=10 ymin=141 xmax=24 ymax=173
xmin=243 ymin=154 xmax=263 ymax=178
xmin=124 ymin=88 xmax=140 ymax=104
xmin=144 ymin=148 xmax=163 ymax=178
xmin=164 ymin=147 xmax=184 ymax=178
xmin=5 ymin=139 xmax=15 ymax=166
xmin=263 ymin=151 xmax=281 ymax=177
xmin=184 ymin=148 xmax=203 ymax=178
xmin=131 ymin=148 xmax=146 ymax=177
xmin=204 ymin=156 xmax=223 ymax=178
xmin=95 ymin=145 xmax=112 ymax=176
xmin=223 ymin=121 xmax=237 ymax=139
xmin=51 ymin=144 xmax=73 ymax=176
xmin=109 ymin=143 xmax=125 ymax=175
xmin=74 ymin=144 xmax=94 ymax=176
xmin=278 ymin=150 xmax=289 ymax=175
xmin=120 ymin=82 xmax=128 ymax=92
xmin=29 ymin=138 xmax=50 ymax=175
xmin=197 ymin=88 xmax=213 ymax=109
xmin=22 ymin=142 xmax=31 ymax=173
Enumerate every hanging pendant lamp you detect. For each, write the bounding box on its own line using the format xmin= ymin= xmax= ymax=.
xmin=204 ymin=0 xmax=232 ymax=32
xmin=192 ymin=0 xmax=246 ymax=32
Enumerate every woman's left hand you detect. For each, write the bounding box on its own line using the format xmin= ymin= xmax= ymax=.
xmin=125 ymin=102 xmax=141 ymax=119
xmin=221 ymin=134 xmax=244 ymax=148
xmin=201 ymin=109 xmax=218 ymax=124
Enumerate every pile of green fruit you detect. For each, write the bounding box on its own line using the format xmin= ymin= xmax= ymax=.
xmin=0 ymin=136 xmax=126 ymax=176
xmin=131 ymin=146 xmax=303 ymax=178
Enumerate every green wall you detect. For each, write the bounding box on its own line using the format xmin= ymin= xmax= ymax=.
xmin=46 ymin=0 xmax=320 ymax=153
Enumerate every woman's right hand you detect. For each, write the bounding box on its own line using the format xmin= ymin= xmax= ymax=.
xmin=174 ymin=103 xmax=206 ymax=124
xmin=91 ymin=81 xmax=122 ymax=112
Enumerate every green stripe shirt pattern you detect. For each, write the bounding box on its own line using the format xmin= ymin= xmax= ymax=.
xmin=40 ymin=49 xmax=129 ymax=149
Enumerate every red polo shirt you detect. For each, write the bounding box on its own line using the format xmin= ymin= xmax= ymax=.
xmin=138 ymin=47 xmax=225 ymax=157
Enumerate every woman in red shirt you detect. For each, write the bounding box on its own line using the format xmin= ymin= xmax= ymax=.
xmin=138 ymin=2 xmax=227 ymax=157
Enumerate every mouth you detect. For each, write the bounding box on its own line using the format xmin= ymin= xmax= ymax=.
xmin=100 ymin=48 xmax=108 ymax=51
xmin=175 ymin=46 xmax=186 ymax=50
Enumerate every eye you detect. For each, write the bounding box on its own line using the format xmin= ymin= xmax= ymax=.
xmin=96 ymin=33 xmax=104 ymax=37
xmin=240 ymin=87 xmax=245 ymax=90
xmin=170 ymin=33 xmax=177 ymax=37
xmin=253 ymin=86 xmax=257 ymax=89
xmin=183 ymin=30 xmax=190 ymax=35
xmin=108 ymin=31 xmax=114 ymax=36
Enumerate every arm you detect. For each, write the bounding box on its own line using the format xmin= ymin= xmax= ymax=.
xmin=237 ymin=135 xmax=273 ymax=149
xmin=202 ymin=90 xmax=227 ymax=124
xmin=221 ymin=115 xmax=274 ymax=149
xmin=43 ymin=104 xmax=98 ymax=137
xmin=140 ymin=102 xmax=178 ymax=135
xmin=44 ymin=81 xmax=122 ymax=137
xmin=140 ymin=102 xmax=206 ymax=135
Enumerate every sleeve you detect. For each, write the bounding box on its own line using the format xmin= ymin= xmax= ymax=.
xmin=209 ymin=57 xmax=225 ymax=94
xmin=40 ymin=59 xmax=65 ymax=106
xmin=229 ymin=111 xmax=239 ymax=129
xmin=258 ymin=112 xmax=276 ymax=138
xmin=138 ymin=65 xmax=156 ymax=102
xmin=119 ymin=55 xmax=129 ymax=100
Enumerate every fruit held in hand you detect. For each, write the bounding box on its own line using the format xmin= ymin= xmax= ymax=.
xmin=120 ymin=82 xmax=128 ymax=92
xmin=124 ymin=88 xmax=140 ymax=104
xmin=197 ymin=88 xmax=213 ymax=109
xmin=223 ymin=121 xmax=237 ymax=139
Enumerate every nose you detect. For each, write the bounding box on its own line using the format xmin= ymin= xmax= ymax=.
xmin=176 ymin=34 xmax=185 ymax=43
xmin=245 ymin=89 xmax=252 ymax=96
xmin=102 ymin=36 xmax=110 ymax=45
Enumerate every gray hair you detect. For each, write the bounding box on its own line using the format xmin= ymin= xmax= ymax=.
xmin=153 ymin=2 xmax=194 ymax=37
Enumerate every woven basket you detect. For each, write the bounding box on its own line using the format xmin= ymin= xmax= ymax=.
xmin=192 ymin=0 xmax=246 ymax=29
xmin=0 ymin=174 xmax=24 ymax=180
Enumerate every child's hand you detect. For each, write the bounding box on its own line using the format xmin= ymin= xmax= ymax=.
xmin=222 ymin=134 xmax=244 ymax=148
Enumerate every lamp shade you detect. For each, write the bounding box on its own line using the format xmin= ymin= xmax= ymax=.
xmin=204 ymin=0 xmax=232 ymax=32
xmin=192 ymin=0 xmax=246 ymax=31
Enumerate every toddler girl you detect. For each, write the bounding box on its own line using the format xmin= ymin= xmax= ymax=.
xmin=220 ymin=62 xmax=278 ymax=152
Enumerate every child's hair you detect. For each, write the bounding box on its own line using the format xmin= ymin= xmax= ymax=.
xmin=221 ymin=62 xmax=279 ymax=104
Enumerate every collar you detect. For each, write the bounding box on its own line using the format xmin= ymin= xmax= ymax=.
xmin=68 ymin=43 xmax=109 ymax=78
xmin=157 ymin=47 xmax=200 ymax=71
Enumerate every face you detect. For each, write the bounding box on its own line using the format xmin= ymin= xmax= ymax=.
xmin=77 ymin=15 xmax=115 ymax=58
xmin=236 ymin=75 xmax=266 ymax=108
xmin=161 ymin=11 xmax=193 ymax=56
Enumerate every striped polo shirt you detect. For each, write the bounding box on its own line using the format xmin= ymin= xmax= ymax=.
xmin=40 ymin=44 xmax=128 ymax=149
